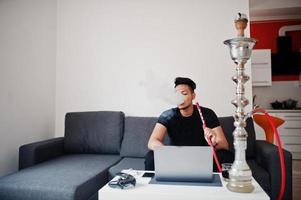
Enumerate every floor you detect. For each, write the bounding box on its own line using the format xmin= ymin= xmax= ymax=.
xmin=293 ymin=160 xmax=301 ymax=200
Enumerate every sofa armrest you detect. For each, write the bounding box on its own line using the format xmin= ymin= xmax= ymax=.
xmin=255 ymin=140 xmax=292 ymax=200
xmin=19 ymin=137 xmax=65 ymax=170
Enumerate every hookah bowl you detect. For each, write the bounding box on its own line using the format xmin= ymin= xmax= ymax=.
xmin=223 ymin=13 xmax=256 ymax=193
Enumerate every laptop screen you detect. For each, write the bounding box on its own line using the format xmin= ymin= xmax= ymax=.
xmin=154 ymin=146 xmax=213 ymax=182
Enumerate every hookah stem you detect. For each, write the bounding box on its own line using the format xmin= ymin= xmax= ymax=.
xmin=196 ymin=102 xmax=222 ymax=173
xmin=252 ymin=108 xmax=285 ymax=200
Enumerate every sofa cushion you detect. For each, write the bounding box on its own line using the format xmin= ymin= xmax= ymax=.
xmin=120 ymin=117 xmax=158 ymax=157
xmin=219 ymin=117 xmax=256 ymax=158
xmin=0 ymin=154 xmax=121 ymax=200
xmin=108 ymin=157 xmax=145 ymax=180
xmin=64 ymin=111 xmax=124 ymax=154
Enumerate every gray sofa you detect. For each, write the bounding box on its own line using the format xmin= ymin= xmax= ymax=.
xmin=0 ymin=111 xmax=292 ymax=200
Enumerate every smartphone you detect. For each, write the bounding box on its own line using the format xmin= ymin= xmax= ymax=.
xmin=142 ymin=172 xmax=155 ymax=178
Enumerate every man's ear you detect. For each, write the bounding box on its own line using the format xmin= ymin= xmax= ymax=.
xmin=192 ymin=92 xmax=196 ymax=100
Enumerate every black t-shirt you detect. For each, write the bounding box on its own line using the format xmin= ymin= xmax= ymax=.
xmin=158 ymin=105 xmax=220 ymax=146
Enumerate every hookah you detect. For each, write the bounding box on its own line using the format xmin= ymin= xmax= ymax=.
xmin=223 ymin=13 xmax=286 ymax=199
xmin=195 ymin=13 xmax=286 ymax=200
xmin=223 ymin=12 xmax=257 ymax=194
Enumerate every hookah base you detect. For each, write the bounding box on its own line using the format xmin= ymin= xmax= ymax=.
xmin=226 ymin=181 xmax=255 ymax=193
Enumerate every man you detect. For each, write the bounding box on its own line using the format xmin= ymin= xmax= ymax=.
xmin=145 ymin=77 xmax=233 ymax=171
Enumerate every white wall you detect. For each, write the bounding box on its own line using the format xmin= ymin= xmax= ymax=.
xmin=56 ymin=0 xmax=252 ymax=136
xmin=253 ymin=81 xmax=301 ymax=109
xmin=0 ymin=0 xmax=56 ymax=176
xmin=0 ymin=0 xmax=252 ymax=176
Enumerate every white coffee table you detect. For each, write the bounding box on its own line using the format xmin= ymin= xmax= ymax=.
xmin=98 ymin=170 xmax=269 ymax=200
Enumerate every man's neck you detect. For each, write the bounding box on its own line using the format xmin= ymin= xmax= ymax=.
xmin=179 ymin=104 xmax=194 ymax=117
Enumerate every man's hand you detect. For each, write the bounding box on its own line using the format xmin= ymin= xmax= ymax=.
xmin=204 ymin=127 xmax=218 ymax=146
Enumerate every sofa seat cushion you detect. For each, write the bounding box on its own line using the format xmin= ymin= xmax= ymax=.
xmin=247 ymin=159 xmax=270 ymax=194
xmin=0 ymin=154 xmax=121 ymax=200
xmin=64 ymin=111 xmax=124 ymax=154
xmin=108 ymin=157 xmax=145 ymax=179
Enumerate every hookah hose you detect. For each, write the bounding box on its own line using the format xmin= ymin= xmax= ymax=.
xmin=196 ymin=102 xmax=222 ymax=172
xmin=252 ymin=108 xmax=286 ymax=200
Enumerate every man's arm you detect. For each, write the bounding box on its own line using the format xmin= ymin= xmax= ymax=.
xmin=147 ymin=123 xmax=167 ymax=151
xmin=204 ymin=126 xmax=229 ymax=150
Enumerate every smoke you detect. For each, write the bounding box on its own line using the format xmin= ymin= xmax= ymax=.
xmin=140 ymin=70 xmax=184 ymax=106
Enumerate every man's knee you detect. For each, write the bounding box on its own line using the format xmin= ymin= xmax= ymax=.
xmin=212 ymin=149 xmax=233 ymax=172
xmin=216 ymin=149 xmax=234 ymax=163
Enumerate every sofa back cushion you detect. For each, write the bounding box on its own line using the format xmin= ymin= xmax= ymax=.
xmin=64 ymin=111 xmax=124 ymax=154
xmin=218 ymin=116 xmax=256 ymax=158
xmin=120 ymin=117 xmax=170 ymax=158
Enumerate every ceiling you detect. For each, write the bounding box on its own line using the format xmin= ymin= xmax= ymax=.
xmin=249 ymin=0 xmax=301 ymax=21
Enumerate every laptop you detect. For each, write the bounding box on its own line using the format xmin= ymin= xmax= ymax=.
xmin=154 ymin=146 xmax=213 ymax=182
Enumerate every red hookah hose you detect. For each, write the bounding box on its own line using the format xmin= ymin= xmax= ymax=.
xmin=252 ymin=108 xmax=286 ymax=200
xmin=196 ymin=102 xmax=222 ymax=172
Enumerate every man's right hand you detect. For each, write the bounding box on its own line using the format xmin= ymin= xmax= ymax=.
xmin=204 ymin=127 xmax=217 ymax=146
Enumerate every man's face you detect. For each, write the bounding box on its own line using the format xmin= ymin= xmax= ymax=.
xmin=175 ymin=84 xmax=195 ymax=110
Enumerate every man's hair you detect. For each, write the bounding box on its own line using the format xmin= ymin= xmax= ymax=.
xmin=174 ymin=77 xmax=196 ymax=91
